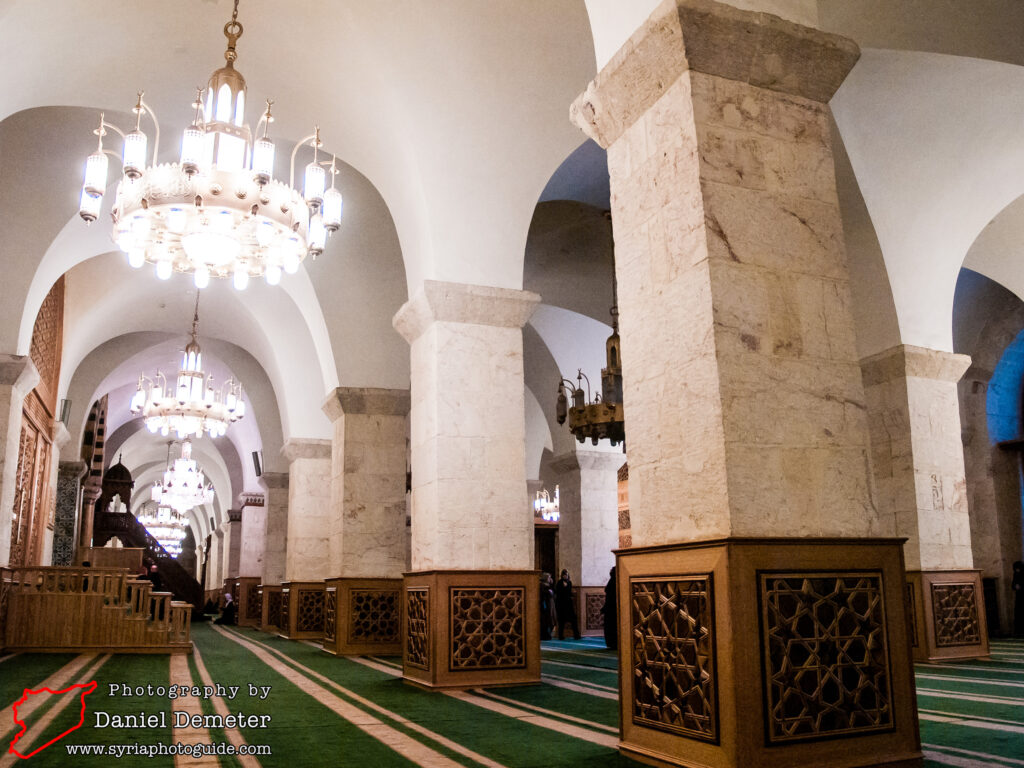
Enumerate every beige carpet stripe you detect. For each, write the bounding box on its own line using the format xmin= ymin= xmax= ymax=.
xmin=541 ymin=676 xmax=618 ymax=700
xmin=211 ymin=626 xmax=471 ymax=768
xmin=351 ymin=657 xmax=403 ymax=676
xmin=0 ymin=653 xmax=95 ymax=744
xmin=923 ymin=749 xmax=1009 ymax=768
xmin=228 ymin=632 xmax=506 ymax=768
xmin=541 ymin=671 xmax=616 ymax=691
xmin=917 ymin=688 xmax=1024 ymax=707
xmin=471 ymin=689 xmax=618 ymax=734
xmin=191 ymin=645 xmax=262 ymax=768
xmin=923 ymin=744 xmax=1024 ymax=767
xmin=0 ymin=654 xmax=110 ymax=768
xmin=170 ymin=654 xmax=218 ymax=768
xmin=919 ymin=708 xmax=1024 ymax=728
xmin=0 ymin=654 xmax=17 ymax=665
xmin=444 ymin=690 xmax=618 ymax=749
xmin=543 ymin=659 xmax=617 ymax=674
xmin=919 ymin=712 xmax=1024 ymax=735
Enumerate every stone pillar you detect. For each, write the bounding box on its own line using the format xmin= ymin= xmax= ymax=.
xmin=393 ymin=280 xmax=542 ymax=688
xmin=222 ymin=508 xmax=243 ymax=580
xmin=322 ymin=387 xmax=410 ymax=578
xmin=282 ymin=439 xmax=331 ymax=581
xmin=0 ymin=355 xmax=39 ymax=566
xmin=571 ymin=2 xmax=919 ymax=766
xmin=238 ymin=494 xmax=266 ymax=577
xmin=861 ymin=344 xmax=988 ymax=661
xmin=209 ymin=528 xmax=224 ymax=593
xmin=52 ymin=460 xmax=87 ymax=565
xmin=261 ymin=472 xmax=289 ymax=584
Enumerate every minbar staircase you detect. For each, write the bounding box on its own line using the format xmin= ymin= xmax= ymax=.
xmin=0 ymin=566 xmax=192 ymax=653
xmin=94 ymin=509 xmax=203 ymax=608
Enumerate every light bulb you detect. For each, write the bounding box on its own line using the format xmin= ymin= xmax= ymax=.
xmin=265 ymin=264 xmax=282 ymax=285
xmin=252 ymin=137 xmax=275 ymax=185
xmin=233 ymin=268 xmax=249 ymax=291
xmin=194 ymin=266 xmax=210 ymax=289
xmin=256 ymin=220 xmax=275 ymax=247
xmin=156 ymin=259 xmax=173 ymax=280
xmin=128 ymin=248 xmax=146 ymax=269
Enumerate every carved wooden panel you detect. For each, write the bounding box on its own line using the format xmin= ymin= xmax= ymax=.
xmin=905 ymin=583 xmax=918 ymax=648
xmin=759 ymin=572 xmax=894 ymax=744
xmin=296 ymin=589 xmax=324 ymax=633
xmin=449 ymin=587 xmax=525 ymax=671
xmin=930 ymin=583 xmax=981 ymax=647
xmin=8 ymin=424 xmax=40 ymax=567
xmin=406 ymin=588 xmax=430 ymax=670
xmin=246 ymin=585 xmax=261 ymax=624
xmin=276 ymin=590 xmax=288 ymax=630
xmin=29 ymin=275 xmax=64 ymax=416
xmin=323 ymin=589 xmax=337 ymax=643
xmin=348 ymin=589 xmax=400 ymax=644
xmin=585 ymin=592 xmax=605 ymax=631
xmin=631 ymin=577 xmax=717 ymax=742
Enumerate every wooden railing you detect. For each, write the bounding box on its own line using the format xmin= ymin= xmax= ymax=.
xmin=0 ymin=566 xmax=192 ymax=653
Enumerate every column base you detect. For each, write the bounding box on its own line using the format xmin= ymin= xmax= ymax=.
xmin=906 ymin=570 xmax=990 ymax=662
xmin=236 ymin=577 xmax=261 ymax=627
xmin=323 ymin=578 xmax=402 ymax=655
xmin=401 ymin=570 xmax=541 ymax=689
xmin=260 ymin=585 xmax=283 ymax=632
xmin=616 ymin=538 xmax=922 ymax=768
xmin=280 ymin=581 xmax=326 ymax=640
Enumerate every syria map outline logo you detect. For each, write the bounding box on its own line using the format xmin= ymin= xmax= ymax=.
xmin=8 ymin=680 xmax=97 ymax=759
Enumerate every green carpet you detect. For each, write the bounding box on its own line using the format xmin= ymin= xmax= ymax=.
xmin=2 ymin=631 xmax=1021 ymax=767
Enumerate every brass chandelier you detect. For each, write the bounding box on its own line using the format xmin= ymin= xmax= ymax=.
xmin=77 ymin=0 xmax=344 ymax=289
xmin=556 ymin=307 xmax=625 ymax=447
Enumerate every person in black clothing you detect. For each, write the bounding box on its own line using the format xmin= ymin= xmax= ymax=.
xmin=554 ymin=569 xmax=580 ymax=640
xmin=1013 ymin=560 xmax=1024 ymax=637
xmin=602 ymin=566 xmax=618 ymax=650
xmin=147 ymin=563 xmax=163 ymax=592
xmin=539 ymin=572 xmax=555 ymax=640
xmin=214 ymin=592 xmax=237 ymax=625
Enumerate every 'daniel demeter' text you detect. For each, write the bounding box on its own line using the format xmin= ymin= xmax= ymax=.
xmin=93 ymin=712 xmax=271 ymax=729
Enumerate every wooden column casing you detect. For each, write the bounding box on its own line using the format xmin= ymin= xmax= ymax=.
xmin=280 ymin=581 xmax=326 ymax=640
xmin=323 ymin=577 xmax=402 ymax=655
xmin=260 ymin=584 xmax=283 ymax=632
xmin=402 ymin=570 xmax=541 ymax=689
xmin=616 ymin=538 xmax=921 ymax=768
xmin=905 ymin=570 xmax=989 ymax=663
xmin=236 ymin=576 xmax=262 ymax=627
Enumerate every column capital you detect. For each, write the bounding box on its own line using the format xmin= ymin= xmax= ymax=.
xmin=281 ymin=438 xmax=331 ymax=462
xmin=549 ymin=448 xmax=627 ymax=474
xmin=322 ymin=386 xmax=411 ymax=422
xmin=570 ymin=0 xmax=860 ymax=148
xmin=393 ymin=280 xmax=540 ymax=344
xmin=227 ymin=508 xmax=243 ymax=523
xmin=58 ymin=460 xmax=89 ymax=480
xmin=0 ymin=354 xmax=40 ymax=392
xmin=860 ymin=344 xmax=972 ymax=386
xmin=261 ymin=471 xmax=289 ymax=490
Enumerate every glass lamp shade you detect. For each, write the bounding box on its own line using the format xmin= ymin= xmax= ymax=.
xmin=127 ymin=247 xmax=146 ymax=269
xmin=215 ymin=133 xmax=246 ymax=172
xmin=180 ymin=124 xmax=205 ymax=174
xmin=322 ymin=187 xmax=343 ymax=231
xmin=308 ymin=214 xmax=326 ymax=254
xmin=265 ymin=264 xmax=282 ymax=285
xmin=78 ymin=188 xmax=102 ymax=223
xmin=233 ymin=268 xmax=249 ymax=291
xmin=304 ymin=162 xmax=325 ymax=205
xmin=252 ymin=137 xmax=275 ymax=185
xmin=123 ymin=130 xmax=148 ymax=179
xmin=194 ymin=265 xmax=210 ymax=289
xmin=156 ymin=259 xmax=173 ymax=280
xmin=83 ymin=151 xmax=109 ymax=197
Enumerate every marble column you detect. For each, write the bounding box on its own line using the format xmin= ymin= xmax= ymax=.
xmin=52 ymin=460 xmax=87 ymax=566
xmin=282 ymin=439 xmax=331 ymax=581
xmin=222 ymin=508 xmax=243 ymax=580
xmin=393 ymin=280 xmax=542 ymax=688
xmin=0 ymin=355 xmax=39 ymax=566
xmin=322 ymin=387 xmax=410 ymax=577
xmin=238 ymin=495 xmax=266 ymax=577
xmin=960 ymin=364 xmax=1022 ymax=635
xmin=571 ymin=2 xmax=918 ymax=766
xmin=550 ymin=449 xmax=624 ymax=585
xmin=209 ymin=528 xmax=224 ymax=592
xmin=261 ymin=472 xmax=289 ymax=584
xmin=393 ymin=280 xmax=539 ymax=570
xmin=862 ymin=344 xmax=988 ymax=660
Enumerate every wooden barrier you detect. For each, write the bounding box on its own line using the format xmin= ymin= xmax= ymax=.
xmin=280 ymin=581 xmax=325 ymax=640
xmin=79 ymin=547 xmax=144 ymax=573
xmin=261 ymin=585 xmax=283 ymax=631
xmin=323 ymin=578 xmax=402 ymax=655
xmin=236 ymin=577 xmax=261 ymax=627
xmin=0 ymin=567 xmax=192 ymax=654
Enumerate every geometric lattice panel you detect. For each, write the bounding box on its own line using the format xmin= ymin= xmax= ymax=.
xmin=406 ymin=588 xmax=429 ymax=670
xmin=348 ymin=589 xmax=400 ymax=644
xmin=277 ymin=590 xmax=288 ymax=630
xmin=585 ymin=593 xmax=605 ymax=631
xmin=905 ymin=583 xmax=918 ymax=649
xmin=760 ymin=572 xmax=894 ymax=743
xmin=323 ymin=589 xmax=337 ymax=643
xmin=246 ymin=587 xmax=262 ymax=626
xmin=296 ymin=589 xmax=324 ymax=633
xmin=51 ymin=471 xmax=79 ymax=566
xmin=631 ymin=577 xmax=717 ymax=742
xmin=930 ymin=583 xmax=981 ymax=648
xmin=450 ymin=587 xmax=525 ymax=671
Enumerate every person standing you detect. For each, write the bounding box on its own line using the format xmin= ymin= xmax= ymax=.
xmin=554 ymin=569 xmax=581 ymax=640
xmin=539 ymin=573 xmax=555 ymax=640
xmin=603 ymin=566 xmax=618 ymax=650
